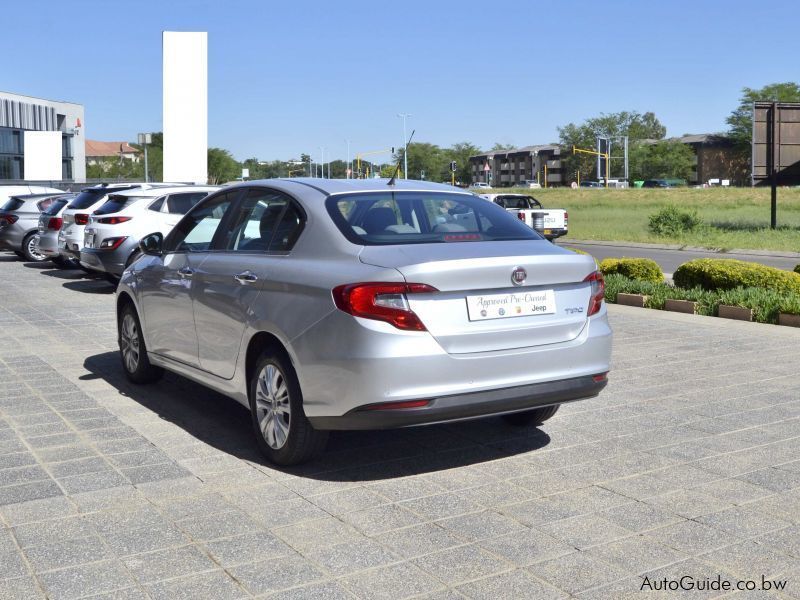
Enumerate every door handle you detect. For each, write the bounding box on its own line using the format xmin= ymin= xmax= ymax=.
xmin=178 ymin=267 xmax=194 ymax=278
xmin=234 ymin=270 xmax=258 ymax=284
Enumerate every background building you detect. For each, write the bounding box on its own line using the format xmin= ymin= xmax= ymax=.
xmin=0 ymin=91 xmax=85 ymax=182
xmin=85 ymin=140 xmax=140 ymax=166
xmin=469 ymin=145 xmax=563 ymax=187
xmin=675 ymin=134 xmax=748 ymax=186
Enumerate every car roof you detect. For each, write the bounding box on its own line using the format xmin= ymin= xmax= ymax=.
xmin=107 ymin=185 xmax=220 ymax=199
xmin=224 ymin=178 xmax=475 ymax=198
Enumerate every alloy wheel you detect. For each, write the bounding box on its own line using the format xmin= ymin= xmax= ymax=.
xmin=26 ymin=236 xmax=45 ymax=261
xmin=120 ymin=313 xmax=140 ymax=373
xmin=255 ymin=363 xmax=291 ymax=449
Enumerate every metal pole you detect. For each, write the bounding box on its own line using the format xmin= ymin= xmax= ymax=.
xmin=769 ymin=102 xmax=778 ymax=229
xmin=623 ymin=136 xmax=629 ymax=183
xmin=398 ymin=113 xmax=411 ymax=179
xmin=346 ymin=140 xmax=351 ymax=179
xmin=143 ymin=142 xmax=149 ymax=183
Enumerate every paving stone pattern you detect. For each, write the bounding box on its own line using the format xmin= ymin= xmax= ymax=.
xmin=0 ymin=256 xmax=799 ymax=599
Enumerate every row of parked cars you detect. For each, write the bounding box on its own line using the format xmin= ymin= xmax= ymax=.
xmin=0 ymin=179 xmax=612 ymax=465
xmin=0 ymin=183 xmax=218 ymax=281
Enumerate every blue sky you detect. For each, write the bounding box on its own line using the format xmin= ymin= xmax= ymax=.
xmin=6 ymin=0 xmax=798 ymax=162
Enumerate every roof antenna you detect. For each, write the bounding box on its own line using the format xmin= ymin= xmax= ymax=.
xmin=387 ymin=129 xmax=415 ymax=186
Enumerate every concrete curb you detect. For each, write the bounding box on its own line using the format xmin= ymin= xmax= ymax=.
xmin=564 ymin=239 xmax=800 ymax=259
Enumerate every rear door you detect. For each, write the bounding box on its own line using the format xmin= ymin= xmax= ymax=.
xmin=190 ymin=187 xmax=304 ymax=378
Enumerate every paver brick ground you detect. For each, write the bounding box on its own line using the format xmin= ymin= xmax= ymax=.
xmin=0 ymin=255 xmax=798 ymax=598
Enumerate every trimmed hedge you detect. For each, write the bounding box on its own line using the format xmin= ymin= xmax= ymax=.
xmin=599 ymin=257 xmax=664 ymax=283
xmin=673 ymin=258 xmax=800 ymax=295
xmin=603 ymin=273 xmax=800 ymax=324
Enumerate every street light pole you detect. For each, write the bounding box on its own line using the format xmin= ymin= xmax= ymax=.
xmin=137 ymin=133 xmax=151 ymax=182
xmin=397 ymin=113 xmax=411 ymax=179
xmin=346 ymin=140 xmax=351 ymax=179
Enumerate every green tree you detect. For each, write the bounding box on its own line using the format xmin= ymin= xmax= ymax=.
xmin=207 ymin=148 xmax=240 ymax=184
xmin=726 ymin=82 xmax=800 ymax=150
xmin=490 ymin=142 xmax=515 ymax=152
xmin=558 ymin=111 xmax=667 ymax=182
xmin=446 ymin=141 xmax=481 ymax=184
xmin=628 ymin=140 xmax=695 ymax=181
xmin=397 ymin=142 xmax=447 ymax=181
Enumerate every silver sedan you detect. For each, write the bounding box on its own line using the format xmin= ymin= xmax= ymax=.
xmin=117 ymin=179 xmax=612 ymax=465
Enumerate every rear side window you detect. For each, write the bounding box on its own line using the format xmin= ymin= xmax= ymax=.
xmin=148 ymin=197 xmax=165 ymax=212
xmin=327 ymin=191 xmax=541 ymax=245
xmin=43 ymin=198 xmax=69 ymax=216
xmin=222 ymin=188 xmax=303 ymax=252
xmin=69 ymin=186 xmax=137 ymax=209
xmin=93 ymin=195 xmax=141 ymax=215
xmin=166 ymin=192 xmax=208 ymax=215
xmin=1 ymin=198 xmax=24 ymax=211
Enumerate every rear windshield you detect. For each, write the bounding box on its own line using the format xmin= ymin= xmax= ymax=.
xmin=327 ymin=191 xmax=542 ymax=245
xmin=93 ymin=194 xmax=142 ymax=216
xmin=69 ymin=186 xmax=138 ymax=210
xmin=166 ymin=192 xmax=208 ymax=214
xmin=1 ymin=198 xmax=24 ymax=212
xmin=43 ymin=198 xmax=70 ymax=216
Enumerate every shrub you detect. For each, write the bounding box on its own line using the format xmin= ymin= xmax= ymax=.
xmin=648 ymin=206 xmax=703 ymax=236
xmin=599 ymin=257 xmax=663 ymax=283
xmin=673 ymin=258 xmax=800 ymax=295
xmin=795 ymin=264 xmax=800 ymax=275
xmin=713 ymin=287 xmax=784 ymax=323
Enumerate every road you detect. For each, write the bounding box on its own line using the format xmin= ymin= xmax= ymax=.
xmin=561 ymin=240 xmax=800 ymax=275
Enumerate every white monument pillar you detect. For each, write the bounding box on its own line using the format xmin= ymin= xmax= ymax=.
xmin=163 ymin=31 xmax=207 ymax=184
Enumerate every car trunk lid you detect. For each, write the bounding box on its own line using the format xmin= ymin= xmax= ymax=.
xmin=359 ymin=242 xmax=597 ymax=354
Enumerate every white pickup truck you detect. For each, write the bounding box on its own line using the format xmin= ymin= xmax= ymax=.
xmin=479 ymin=193 xmax=568 ymax=241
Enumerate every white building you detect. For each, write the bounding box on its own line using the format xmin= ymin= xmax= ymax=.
xmin=0 ymin=91 xmax=86 ymax=182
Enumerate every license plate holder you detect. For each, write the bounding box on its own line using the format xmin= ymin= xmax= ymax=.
xmin=466 ymin=290 xmax=556 ymax=321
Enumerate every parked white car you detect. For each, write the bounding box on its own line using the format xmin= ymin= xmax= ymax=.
xmin=468 ymin=182 xmax=491 ymax=189
xmin=516 ymin=180 xmax=542 ymax=189
xmin=37 ymin=194 xmax=78 ymax=265
xmin=80 ymin=185 xmax=219 ymax=279
xmin=58 ymin=183 xmax=174 ymax=265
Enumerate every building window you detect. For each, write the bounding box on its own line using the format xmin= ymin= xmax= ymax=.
xmin=0 ymin=156 xmax=23 ymax=179
xmin=62 ymin=159 xmax=73 ymax=180
xmin=62 ymin=135 xmax=72 ymax=158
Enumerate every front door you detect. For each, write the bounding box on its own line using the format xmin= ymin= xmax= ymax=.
xmin=138 ymin=192 xmax=236 ymax=366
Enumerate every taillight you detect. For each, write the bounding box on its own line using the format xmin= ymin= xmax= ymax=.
xmin=332 ymin=282 xmax=438 ymax=331
xmin=74 ymin=213 xmax=89 ymax=225
xmin=0 ymin=214 xmax=18 ymax=224
xmin=48 ymin=217 xmax=63 ymax=230
xmin=564 ymin=211 xmax=568 ymax=226
xmin=98 ymin=236 xmax=128 ymax=250
xmin=584 ymin=271 xmax=605 ymax=316
xmin=97 ymin=216 xmax=132 ymax=225
xmin=362 ymin=399 xmax=431 ymax=410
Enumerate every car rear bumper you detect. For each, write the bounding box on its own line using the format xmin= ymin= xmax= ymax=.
xmin=0 ymin=226 xmax=25 ymax=250
xmin=80 ymin=241 xmax=134 ymax=276
xmin=293 ymin=307 xmax=612 ymax=422
xmin=308 ymin=373 xmax=606 ymax=430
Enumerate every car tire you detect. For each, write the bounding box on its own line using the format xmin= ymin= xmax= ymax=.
xmin=249 ymin=350 xmax=328 ymax=466
xmin=118 ymin=304 xmax=164 ymax=384
xmin=22 ymin=233 xmax=46 ymax=262
xmin=502 ymin=404 xmax=560 ymax=426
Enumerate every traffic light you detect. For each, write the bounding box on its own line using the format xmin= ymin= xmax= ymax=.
xmin=450 ymin=161 xmax=457 ymax=172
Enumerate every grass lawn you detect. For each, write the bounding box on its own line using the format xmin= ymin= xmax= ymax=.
xmin=497 ymin=186 xmax=800 ymax=252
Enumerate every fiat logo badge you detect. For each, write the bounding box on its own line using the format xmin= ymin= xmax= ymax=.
xmin=511 ymin=267 xmax=527 ymax=286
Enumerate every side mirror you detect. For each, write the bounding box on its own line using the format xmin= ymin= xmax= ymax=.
xmin=139 ymin=232 xmax=164 ymax=256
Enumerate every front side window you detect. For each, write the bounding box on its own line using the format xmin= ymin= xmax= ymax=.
xmin=327 ymin=191 xmax=542 ymax=245
xmin=166 ymin=193 xmax=234 ymax=253
xmin=222 ymin=188 xmax=303 ymax=252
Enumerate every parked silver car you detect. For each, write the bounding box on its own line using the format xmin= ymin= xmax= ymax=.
xmin=37 ymin=194 xmax=78 ymax=265
xmin=117 ymin=179 xmax=612 ymax=465
xmin=80 ymin=186 xmax=218 ymax=280
xmin=59 ymin=183 xmax=173 ymax=264
xmin=0 ymin=193 xmax=67 ymax=261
